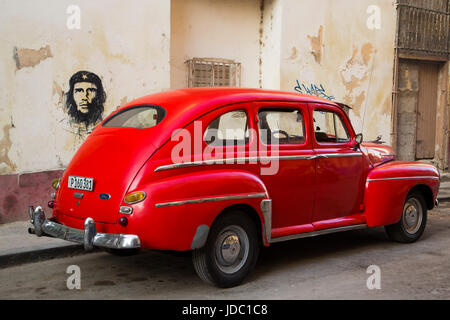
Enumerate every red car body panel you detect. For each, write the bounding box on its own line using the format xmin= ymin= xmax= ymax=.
xmin=51 ymin=88 xmax=440 ymax=251
xmin=364 ymin=161 xmax=439 ymax=227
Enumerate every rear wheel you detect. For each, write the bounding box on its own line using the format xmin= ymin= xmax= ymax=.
xmin=385 ymin=191 xmax=427 ymax=243
xmin=192 ymin=211 xmax=260 ymax=288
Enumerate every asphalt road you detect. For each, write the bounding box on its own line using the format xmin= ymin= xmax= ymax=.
xmin=1 ymin=203 xmax=450 ymax=300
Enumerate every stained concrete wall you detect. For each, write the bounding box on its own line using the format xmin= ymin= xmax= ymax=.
xmin=0 ymin=0 xmax=170 ymax=222
xmin=260 ymin=0 xmax=282 ymax=90
xmin=170 ymin=0 xmax=262 ymax=89
xmin=436 ymin=62 xmax=449 ymax=169
xmin=279 ymin=0 xmax=397 ymax=142
xmin=396 ymin=60 xmax=419 ymax=161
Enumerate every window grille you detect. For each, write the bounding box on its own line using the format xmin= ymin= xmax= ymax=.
xmin=186 ymin=58 xmax=241 ymax=88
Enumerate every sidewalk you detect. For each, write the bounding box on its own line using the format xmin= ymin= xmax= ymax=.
xmin=0 ymin=220 xmax=87 ymax=268
xmin=1 ymin=176 xmax=450 ymax=268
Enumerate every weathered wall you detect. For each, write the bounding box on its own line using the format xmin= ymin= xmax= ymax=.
xmin=260 ymin=0 xmax=282 ymax=90
xmin=0 ymin=0 xmax=170 ymax=222
xmin=396 ymin=60 xmax=419 ymax=161
xmin=3 ymin=0 xmax=442 ymax=223
xmin=436 ymin=62 xmax=449 ymax=169
xmin=395 ymin=60 xmax=449 ymax=167
xmin=170 ymin=0 xmax=261 ymax=89
xmin=279 ymin=0 xmax=397 ymax=142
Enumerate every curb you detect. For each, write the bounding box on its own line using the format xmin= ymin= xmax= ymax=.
xmin=437 ymin=197 xmax=450 ymax=203
xmin=0 ymin=244 xmax=99 ymax=269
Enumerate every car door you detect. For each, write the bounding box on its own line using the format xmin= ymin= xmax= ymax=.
xmin=255 ymin=102 xmax=315 ymax=238
xmin=310 ymin=104 xmax=365 ymax=229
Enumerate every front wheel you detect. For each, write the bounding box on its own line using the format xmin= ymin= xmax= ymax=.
xmin=385 ymin=191 xmax=427 ymax=243
xmin=192 ymin=211 xmax=260 ymax=288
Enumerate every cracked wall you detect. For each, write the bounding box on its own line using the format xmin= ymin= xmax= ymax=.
xmin=0 ymin=0 xmax=171 ymax=222
xmin=170 ymin=0 xmax=261 ymax=89
xmin=397 ymin=61 xmax=419 ymax=161
xmin=0 ymin=0 xmax=171 ymax=176
xmin=280 ymin=0 xmax=397 ymax=142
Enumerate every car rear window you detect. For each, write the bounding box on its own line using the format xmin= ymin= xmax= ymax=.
xmin=103 ymin=105 xmax=165 ymax=129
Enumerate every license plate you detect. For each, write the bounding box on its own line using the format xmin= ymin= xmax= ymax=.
xmin=68 ymin=176 xmax=94 ymax=191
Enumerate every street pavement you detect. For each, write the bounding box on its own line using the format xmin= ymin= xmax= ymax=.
xmin=1 ymin=173 xmax=450 ymax=277
xmin=0 ymin=202 xmax=449 ymax=299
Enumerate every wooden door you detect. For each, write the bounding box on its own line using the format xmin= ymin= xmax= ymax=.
xmin=416 ymin=62 xmax=439 ymax=159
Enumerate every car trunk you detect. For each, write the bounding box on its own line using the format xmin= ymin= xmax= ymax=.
xmin=55 ymin=130 xmax=157 ymax=224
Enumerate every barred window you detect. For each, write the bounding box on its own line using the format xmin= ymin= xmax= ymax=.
xmin=186 ymin=58 xmax=241 ymax=88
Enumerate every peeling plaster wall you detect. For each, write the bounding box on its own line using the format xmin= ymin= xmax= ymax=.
xmin=280 ymin=0 xmax=397 ymax=142
xmin=260 ymin=0 xmax=282 ymax=90
xmin=170 ymin=0 xmax=261 ymax=89
xmin=0 ymin=0 xmax=171 ymax=176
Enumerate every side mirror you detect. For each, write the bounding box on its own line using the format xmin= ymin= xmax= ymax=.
xmin=354 ymin=133 xmax=363 ymax=150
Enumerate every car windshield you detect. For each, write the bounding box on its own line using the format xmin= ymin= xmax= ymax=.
xmin=103 ymin=105 xmax=165 ymax=129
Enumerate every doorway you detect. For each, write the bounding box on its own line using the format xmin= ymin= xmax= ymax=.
xmin=415 ymin=62 xmax=440 ymax=159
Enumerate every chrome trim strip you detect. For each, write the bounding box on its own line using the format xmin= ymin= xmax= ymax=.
xmin=154 ymin=153 xmax=362 ymax=172
xmin=367 ymin=176 xmax=440 ymax=182
xmin=270 ymin=224 xmax=367 ymax=243
xmin=319 ymin=153 xmax=362 ymax=159
xmin=155 ymin=193 xmax=267 ymax=208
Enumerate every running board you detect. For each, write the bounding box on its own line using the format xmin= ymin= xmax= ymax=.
xmin=270 ymin=224 xmax=368 ymax=243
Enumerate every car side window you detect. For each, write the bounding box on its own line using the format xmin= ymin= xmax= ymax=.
xmin=258 ymin=109 xmax=305 ymax=145
xmin=204 ymin=110 xmax=249 ymax=146
xmin=313 ymin=110 xmax=350 ymax=143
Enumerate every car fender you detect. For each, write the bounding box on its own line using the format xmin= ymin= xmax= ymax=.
xmin=129 ymin=169 xmax=270 ymax=251
xmin=364 ymin=161 xmax=439 ymax=227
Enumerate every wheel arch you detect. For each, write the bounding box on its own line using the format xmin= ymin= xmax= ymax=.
xmin=207 ymin=203 xmax=266 ymax=248
xmin=408 ymin=184 xmax=434 ymax=210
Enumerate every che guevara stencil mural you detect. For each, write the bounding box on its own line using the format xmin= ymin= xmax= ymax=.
xmin=65 ymin=70 xmax=106 ymax=128
xmin=58 ymin=70 xmax=106 ymax=146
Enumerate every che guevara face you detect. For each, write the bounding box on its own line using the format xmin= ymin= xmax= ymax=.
xmin=73 ymin=82 xmax=98 ymax=114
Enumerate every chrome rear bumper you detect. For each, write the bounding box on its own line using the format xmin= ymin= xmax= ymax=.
xmin=28 ymin=206 xmax=141 ymax=251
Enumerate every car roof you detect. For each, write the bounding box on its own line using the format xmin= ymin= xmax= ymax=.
xmin=96 ymin=88 xmax=347 ymax=156
xmin=121 ymin=87 xmax=337 ymax=117
xmin=108 ymin=88 xmax=340 ymax=149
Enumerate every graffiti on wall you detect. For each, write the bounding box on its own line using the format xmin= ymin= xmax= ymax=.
xmin=65 ymin=70 xmax=106 ymax=128
xmin=294 ymin=80 xmax=335 ymax=101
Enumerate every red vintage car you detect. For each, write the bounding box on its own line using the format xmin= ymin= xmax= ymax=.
xmin=28 ymin=88 xmax=440 ymax=287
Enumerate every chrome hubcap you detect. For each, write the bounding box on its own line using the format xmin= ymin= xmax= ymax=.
xmin=214 ymin=225 xmax=249 ymax=274
xmin=221 ymin=234 xmax=241 ymax=264
xmin=402 ymin=198 xmax=423 ymax=235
